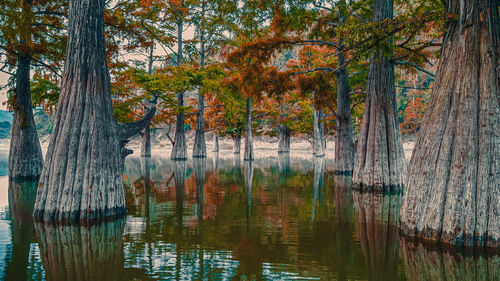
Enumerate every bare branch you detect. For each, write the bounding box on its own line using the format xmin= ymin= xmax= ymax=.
xmin=394 ymin=60 xmax=436 ymax=77
xmin=319 ymin=95 xmax=337 ymax=118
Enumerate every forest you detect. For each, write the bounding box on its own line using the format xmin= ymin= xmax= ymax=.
xmin=0 ymin=1 xmax=499 ymax=276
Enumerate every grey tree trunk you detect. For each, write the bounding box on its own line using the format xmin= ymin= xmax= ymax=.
xmin=278 ymin=124 xmax=290 ymax=153
xmin=141 ymin=44 xmax=155 ymax=158
xmin=334 ymin=51 xmax=355 ymax=175
xmin=319 ymin=108 xmax=326 ymax=152
xmin=312 ymin=105 xmax=325 ymax=157
xmin=244 ymin=98 xmax=254 ymax=161
xmin=193 ymin=7 xmax=207 ymax=159
xmin=312 ymin=157 xmax=326 ymax=220
xmin=353 ymin=0 xmax=406 ymax=192
xmin=171 ymin=17 xmax=187 ymax=160
xmin=233 ymin=134 xmax=241 ymax=154
xmin=33 ymin=0 xmax=156 ymax=223
xmin=400 ymin=0 xmax=500 ymax=248
xmin=278 ymin=152 xmax=290 ymax=184
xmin=193 ymin=90 xmax=206 ymax=158
xmin=36 ymin=220 xmax=126 ymax=281
xmin=9 ymin=54 xmax=43 ymax=180
xmin=212 ymin=134 xmax=219 ymax=152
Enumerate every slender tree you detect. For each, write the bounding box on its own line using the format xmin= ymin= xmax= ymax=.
xmin=400 ymin=0 xmax=499 ymax=247
xmin=33 ymin=0 xmax=156 ymax=222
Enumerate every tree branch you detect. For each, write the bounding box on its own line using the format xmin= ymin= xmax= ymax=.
xmin=394 ymin=60 xmax=435 ymax=77
xmin=319 ymin=95 xmax=337 ymax=118
xmin=119 ymin=95 xmax=158 ymax=140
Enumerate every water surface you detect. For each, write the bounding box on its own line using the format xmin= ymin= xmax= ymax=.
xmin=0 ymin=151 xmax=498 ymax=280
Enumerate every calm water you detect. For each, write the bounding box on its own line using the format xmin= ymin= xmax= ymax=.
xmin=0 ymin=151 xmax=498 ymax=280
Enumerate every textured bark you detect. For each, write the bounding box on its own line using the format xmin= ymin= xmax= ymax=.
xmin=212 ymin=134 xmax=219 ymax=152
xmin=319 ymin=109 xmax=326 ymax=153
xmin=4 ymin=180 xmax=37 ymax=281
xmin=33 ymin=0 xmax=155 ymax=223
xmin=140 ymin=156 xmax=151 ymax=218
xmin=312 ymin=104 xmax=325 ymax=157
xmin=400 ymin=0 xmax=500 ymax=248
xmin=193 ymin=90 xmax=206 ymax=158
xmin=353 ymin=0 xmax=406 ymax=192
xmin=244 ymin=98 xmax=254 ymax=161
xmin=278 ymin=124 xmax=290 ymax=153
xmin=400 ymin=237 xmax=500 ymax=281
xmin=171 ymin=17 xmax=187 ymax=160
xmin=354 ymin=192 xmax=402 ymax=280
xmin=36 ymin=220 xmax=126 ymax=281
xmin=9 ymin=54 xmax=43 ymax=180
xmin=334 ymin=51 xmax=355 ymax=175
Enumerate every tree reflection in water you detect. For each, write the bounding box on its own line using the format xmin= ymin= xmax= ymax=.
xmin=4 ymin=180 xmax=38 ymax=281
xmin=2 ymin=155 xmax=499 ymax=280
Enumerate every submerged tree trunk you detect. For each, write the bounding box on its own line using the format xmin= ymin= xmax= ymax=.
xmin=9 ymin=54 xmax=43 ymax=180
xmin=400 ymin=237 xmax=500 ymax=281
xmin=36 ymin=220 xmax=126 ymax=281
xmin=278 ymin=124 xmax=290 ymax=153
xmin=244 ymin=98 xmax=253 ymax=161
xmin=212 ymin=134 xmax=219 ymax=152
xmin=354 ymin=192 xmax=402 ymax=280
xmin=334 ymin=50 xmax=355 ymax=175
xmin=171 ymin=18 xmax=187 ymax=160
xmin=194 ymin=158 xmax=206 ymax=221
xmin=4 ymin=180 xmax=37 ymax=281
xmin=400 ymin=0 xmax=500 ymax=248
xmin=33 ymin=0 xmax=155 ymax=223
xmin=193 ymin=90 xmax=206 ymax=158
xmin=353 ymin=0 xmax=406 ymax=192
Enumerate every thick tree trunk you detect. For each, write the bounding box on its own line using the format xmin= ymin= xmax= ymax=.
xmin=193 ymin=90 xmax=206 ymax=158
xmin=400 ymin=0 xmax=500 ymax=248
xmin=278 ymin=124 xmax=290 ymax=153
xmin=233 ymin=135 xmax=241 ymax=154
xmin=36 ymin=220 xmax=126 ymax=281
xmin=171 ymin=18 xmax=187 ymax=160
xmin=312 ymin=105 xmax=325 ymax=157
xmin=354 ymin=192 xmax=402 ymax=280
xmin=278 ymin=152 xmax=290 ymax=184
xmin=33 ymin=0 xmax=155 ymax=223
xmin=353 ymin=0 xmax=406 ymax=192
xmin=334 ymin=51 xmax=355 ymax=175
xmin=212 ymin=133 xmax=219 ymax=152
xmin=244 ymin=98 xmax=253 ymax=161
xmin=9 ymin=54 xmax=43 ymax=180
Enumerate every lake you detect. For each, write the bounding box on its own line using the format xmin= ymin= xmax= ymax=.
xmin=0 ymin=151 xmax=498 ymax=280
